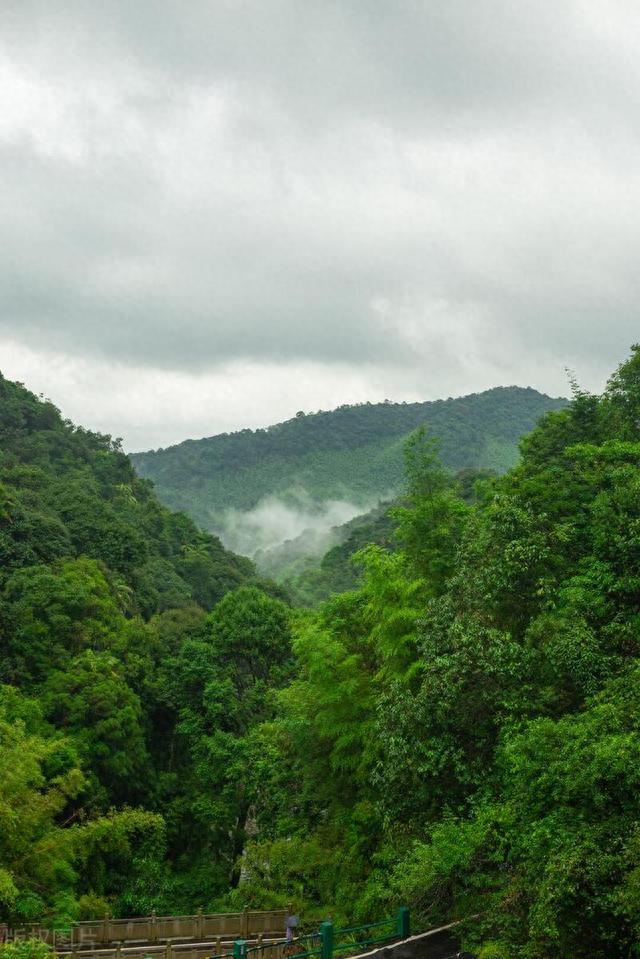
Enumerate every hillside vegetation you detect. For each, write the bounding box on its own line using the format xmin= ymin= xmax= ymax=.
xmin=231 ymin=350 xmax=640 ymax=957
xmin=4 ymin=350 xmax=640 ymax=957
xmin=131 ymin=387 xmax=567 ymax=533
xmin=0 ymin=372 xmax=289 ymax=921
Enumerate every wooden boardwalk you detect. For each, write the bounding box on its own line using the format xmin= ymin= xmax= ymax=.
xmin=11 ymin=909 xmax=289 ymax=957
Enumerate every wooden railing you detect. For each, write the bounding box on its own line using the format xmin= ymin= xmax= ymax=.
xmin=12 ymin=909 xmax=289 ymax=952
xmin=54 ymin=936 xmax=287 ymax=959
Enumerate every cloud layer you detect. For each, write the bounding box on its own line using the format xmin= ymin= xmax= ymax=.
xmin=2 ymin=1 xmax=639 ymax=447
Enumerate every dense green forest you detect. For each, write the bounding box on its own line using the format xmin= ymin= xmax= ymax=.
xmin=231 ymin=351 xmax=640 ymax=958
xmin=131 ymin=387 xmax=566 ymax=533
xmin=4 ymin=349 xmax=640 ymax=958
xmin=0 ymin=372 xmax=289 ymax=921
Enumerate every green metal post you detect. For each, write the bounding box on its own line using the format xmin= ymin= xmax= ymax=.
xmin=320 ymin=921 xmax=333 ymax=959
xmin=233 ymin=940 xmax=247 ymax=959
xmin=396 ymin=908 xmax=410 ymax=939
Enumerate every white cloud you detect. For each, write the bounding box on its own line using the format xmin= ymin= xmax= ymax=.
xmin=216 ymin=492 xmax=373 ymax=558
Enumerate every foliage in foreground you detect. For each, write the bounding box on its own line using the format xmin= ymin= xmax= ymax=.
xmin=0 ymin=373 xmax=288 ymax=922
xmin=0 ymin=941 xmax=53 ymax=959
xmin=4 ymin=349 xmax=640 ymax=958
xmin=236 ymin=348 xmax=640 ymax=957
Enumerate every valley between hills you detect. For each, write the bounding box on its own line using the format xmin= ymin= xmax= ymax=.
xmin=3 ymin=357 xmax=640 ymax=957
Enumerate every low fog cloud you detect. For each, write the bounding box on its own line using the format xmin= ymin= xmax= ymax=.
xmin=215 ymin=490 xmax=378 ymax=558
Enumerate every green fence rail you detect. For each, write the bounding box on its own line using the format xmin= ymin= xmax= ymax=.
xmin=222 ymin=909 xmax=410 ymax=959
xmin=333 ymin=917 xmax=394 ymax=955
xmin=224 ymin=931 xmax=322 ymax=959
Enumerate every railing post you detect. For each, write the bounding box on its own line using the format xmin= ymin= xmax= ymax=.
xmin=241 ymin=908 xmax=249 ymax=939
xmin=396 ymin=908 xmax=410 ymax=939
xmin=320 ymin=921 xmax=333 ymax=959
xmin=197 ymin=909 xmax=203 ymax=941
xmin=234 ymin=940 xmax=247 ymax=959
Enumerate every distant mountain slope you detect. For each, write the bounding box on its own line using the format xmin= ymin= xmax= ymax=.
xmin=132 ymin=387 xmax=568 ymax=545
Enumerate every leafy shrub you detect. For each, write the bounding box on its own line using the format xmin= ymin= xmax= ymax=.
xmin=0 ymin=941 xmax=53 ymax=959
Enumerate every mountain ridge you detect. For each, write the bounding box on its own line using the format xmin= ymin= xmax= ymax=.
xmin=135 ymin=385 xmax=567 ymax=456
xmin=131 ymin=386 xmax=568 ymax=544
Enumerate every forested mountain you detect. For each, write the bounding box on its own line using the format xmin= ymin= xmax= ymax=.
xmin=131 ymin=387 xmax=567 ymax=539
xmin=6 ymin=349 xmax=640 ymax=958
xmin=0 ymin=372 xmax=289 ymax=922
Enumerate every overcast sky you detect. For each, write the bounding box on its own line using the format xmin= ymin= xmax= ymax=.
xmin=2 ymin=1 xmax=639 ymax=450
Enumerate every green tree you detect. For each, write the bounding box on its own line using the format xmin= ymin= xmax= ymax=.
xmin=42 ymin=651 xmax=149 ymax=808
xmin=393 ymin=429 xmax=468 ymax=590
xmin=157 ymin=587 xmax=293 ymax=899
xmin=1 ymin=559 xmax=122 ymax=685
xmin=0 ymin=686 xmax=163 ymax=926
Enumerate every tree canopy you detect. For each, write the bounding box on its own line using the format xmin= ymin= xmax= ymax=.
xmin=0 ymin=373 xmax=284 ymax=921
xmin=5 ymin=349 xmax=640 ymax=957
xmin=234 ymin=347 xmax=640 ymax=957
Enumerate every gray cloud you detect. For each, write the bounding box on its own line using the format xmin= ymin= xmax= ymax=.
xmin=1 ymin=1 xmax=639 ymax=445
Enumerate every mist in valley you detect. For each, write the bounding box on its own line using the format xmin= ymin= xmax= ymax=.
xmin=214 ymin=489 xmax=384 ymax=564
